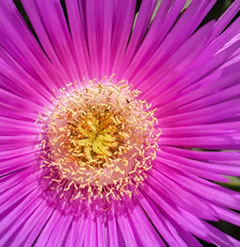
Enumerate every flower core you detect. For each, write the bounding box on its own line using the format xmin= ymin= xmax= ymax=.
xmin=39 ymin=81 xmax=160 ymax=202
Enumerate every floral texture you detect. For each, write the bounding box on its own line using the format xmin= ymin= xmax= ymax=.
xmin=1 ymin=0 xmax=240 ymax=246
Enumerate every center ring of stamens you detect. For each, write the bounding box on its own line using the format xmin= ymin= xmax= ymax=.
xmin=38 ymin=80 xmax=161 ymax=203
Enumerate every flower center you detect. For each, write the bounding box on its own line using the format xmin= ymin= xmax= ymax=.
xmin=39 ymin=80 xmax=160 ymax=202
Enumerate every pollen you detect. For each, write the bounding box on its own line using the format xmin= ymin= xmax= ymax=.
xmin=38 ymin=79 xmax=161 ymax=203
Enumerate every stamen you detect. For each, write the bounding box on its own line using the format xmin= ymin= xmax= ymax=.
xmin=38 ymin=79 xmax=161 ymax=203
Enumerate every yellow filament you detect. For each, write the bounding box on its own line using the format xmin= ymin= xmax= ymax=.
xmin=38 ymin=79 xmax=161 ymax=203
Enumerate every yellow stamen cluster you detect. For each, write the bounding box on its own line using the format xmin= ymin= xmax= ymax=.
xmin=38 ymin=80 xmax=161 ymax=202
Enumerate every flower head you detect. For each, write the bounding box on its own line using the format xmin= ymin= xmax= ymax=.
xmin=0 ymin=0 xmax=240 ymax=246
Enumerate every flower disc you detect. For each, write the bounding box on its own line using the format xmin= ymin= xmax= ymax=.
xmin=39 ymin=81 xmax=160 ymax=203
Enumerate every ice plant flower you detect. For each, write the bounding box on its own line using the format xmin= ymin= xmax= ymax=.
xmin=0 ymin=0 xmax=240 ymax=246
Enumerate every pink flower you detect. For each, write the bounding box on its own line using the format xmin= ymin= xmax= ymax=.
xmin=0 ymin=0 xmax=240 ymax=246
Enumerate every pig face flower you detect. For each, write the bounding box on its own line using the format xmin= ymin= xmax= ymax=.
xmin=0 ymin=0 xmax=240 ymax=246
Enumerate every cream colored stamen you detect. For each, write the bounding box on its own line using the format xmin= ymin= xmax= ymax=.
xmin=38 ymin=80 xmax=161 ymax=202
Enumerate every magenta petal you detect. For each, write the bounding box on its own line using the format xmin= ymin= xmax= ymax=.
xmin=65 ymin=216 xmax=88 ymax=247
